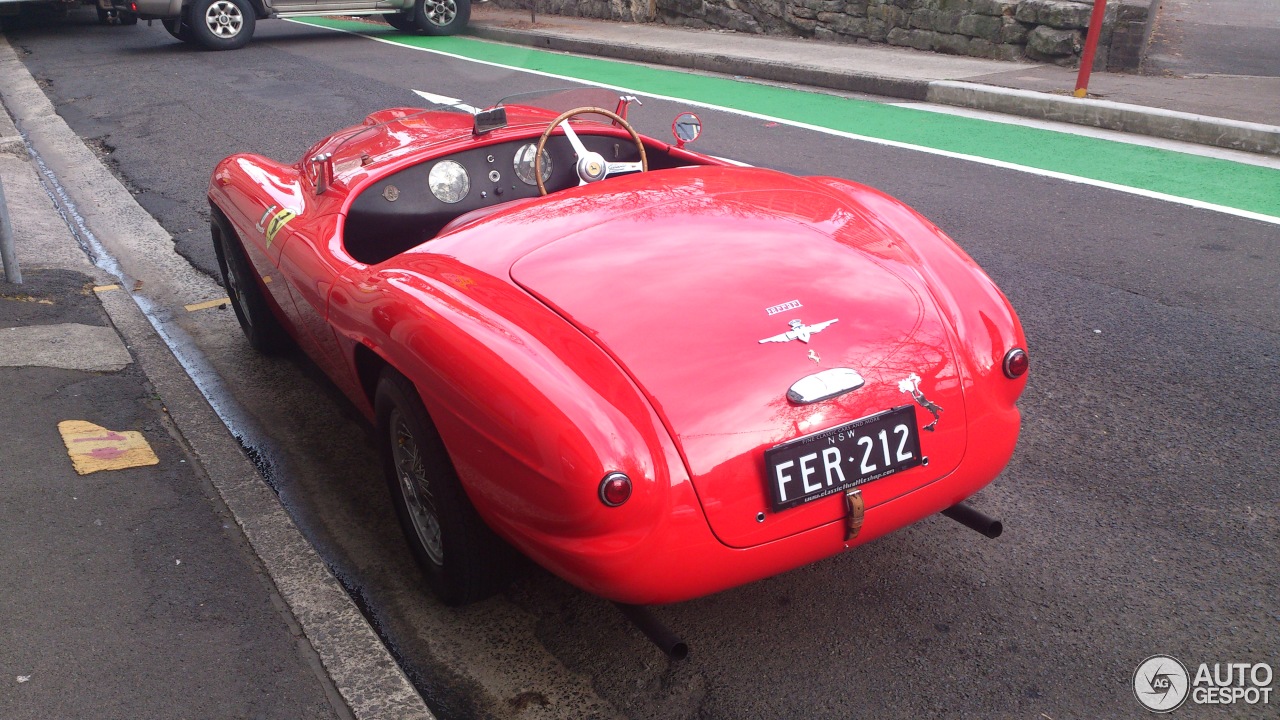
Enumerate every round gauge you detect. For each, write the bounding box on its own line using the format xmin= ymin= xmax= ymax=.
xmin=513 ymin=143 xmax=553 ymax=186
xmin=428 ymin=160 xmax=470 ymax=204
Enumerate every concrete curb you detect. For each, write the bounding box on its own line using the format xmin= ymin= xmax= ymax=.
xmin=466 ymin=24 xmax=932 ymax=101
xmin=0 ymin=35 xmax=435 ymax=720
xmin=927 ymin=81 xmax=1280 ymax=156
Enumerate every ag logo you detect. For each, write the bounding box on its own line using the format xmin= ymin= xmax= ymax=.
xmin=1134 ymin=655 xmax=1190 ymax=712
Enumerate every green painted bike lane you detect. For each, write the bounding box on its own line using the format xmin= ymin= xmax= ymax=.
xmin=304 ymin=18 xmax=1280 ymax=222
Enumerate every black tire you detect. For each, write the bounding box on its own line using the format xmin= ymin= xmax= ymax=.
xmin=188 ymin=0 xmax=255 ymax=50
xmin=382 ymin=12 xmax=416 ymax=32
xmin=162 ymin=17 xmax=196 ymax=42
xmin=210 ymin=212 xmax=290 ymax=355
xmin=376 ymin=369 xmax=515 ymax=606
xmin=413 ymin=0 xmax=468 ymax=36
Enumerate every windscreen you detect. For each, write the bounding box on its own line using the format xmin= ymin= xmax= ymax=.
xmin=498 ymin=88 xmax=632 ymax=123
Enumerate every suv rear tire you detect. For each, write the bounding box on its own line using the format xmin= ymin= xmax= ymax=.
xmin=413 ymin=0 xmax=468 ymax=36
xmin=189 ymin=0 xmax=256 ymax=51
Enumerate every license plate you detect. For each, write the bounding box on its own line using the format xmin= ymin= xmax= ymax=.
xmin=765 ymin=405 xmax=922 ymax=512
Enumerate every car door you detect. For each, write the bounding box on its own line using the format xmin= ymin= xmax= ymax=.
xmin=273 ymin=214 xmax=363 ymax=394
xmin=216 ymin=165 xmax=306 ymax=338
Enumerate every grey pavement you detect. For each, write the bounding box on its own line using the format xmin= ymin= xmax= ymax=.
xmin=0 ymin=53 xmax=431 ymax=720
xmin=0 ymin=270 xmax=344 ymax=720
xmin=0 ymin=90 xmax=346 ymax=720
xmin=467 ymin=4 xmax=1280 ymax=154
xmin=0 ymin=4 xmax=1276 ymax=719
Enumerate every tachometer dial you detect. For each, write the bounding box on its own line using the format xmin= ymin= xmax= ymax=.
xmin=513 ymin=143 xmax=553 ymax=186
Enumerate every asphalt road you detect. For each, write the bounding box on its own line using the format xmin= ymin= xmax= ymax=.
xmin=6 ymin=11 xmax=1278 ymax=719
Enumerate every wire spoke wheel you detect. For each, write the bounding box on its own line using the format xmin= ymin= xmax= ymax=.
xmin=376 ymin=369 xmax=516 ymax=605
xmin=223 ymin=250 xmax=253 ymax=331
xmin=210 ymin=212 xmax=289 ymax=353
xmin=391 ymin=409 xmax=444 ymax=566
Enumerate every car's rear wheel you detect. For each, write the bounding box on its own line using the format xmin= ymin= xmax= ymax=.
xmin=162 ymin=17 xmax=196 ymax=42
xmin=210 ymin=213 xmax=290 ymax=355
xmin=376 ymin=369 xmax=515 ymax=606
xmin=382 ymin=12 xmax=416 ymax=31
xmin=413 ymin=0 xmax=468 ymax=36
xmin=189 ymin=0 xmax=255 ymax=51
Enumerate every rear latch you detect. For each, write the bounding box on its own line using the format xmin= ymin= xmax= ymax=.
xmin=844 ymin=488 xmax=864 ymax=541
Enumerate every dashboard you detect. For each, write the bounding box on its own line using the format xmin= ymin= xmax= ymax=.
xmin=344 ymin=133 xmax=645 ymax=265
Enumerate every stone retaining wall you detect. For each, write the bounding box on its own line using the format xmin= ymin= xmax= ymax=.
xmin=495 ymin=0 xmax=1156 ymax=70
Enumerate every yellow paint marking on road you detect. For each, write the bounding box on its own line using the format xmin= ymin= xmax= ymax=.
xmin=185 ymin=298 xmax=230 ymax=313
xmin=58 ymin=420 xmax=159 ymax=475
xmin=263 ymin=275 xmax=272 ymax=283
xmin=93 ymin=284 xmax=121 ymax=293
xmin=0 ymin=293 xmax=54 ymax=304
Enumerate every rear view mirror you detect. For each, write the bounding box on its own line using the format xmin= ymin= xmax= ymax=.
xmin=473 ymin=107 xmax=508 ymax=135
xmin=672 ymin=112 xmax=702 ymax=148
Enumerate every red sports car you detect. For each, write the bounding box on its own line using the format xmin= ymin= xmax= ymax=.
xmin=208 ymin=88 xmax=1028 ymax=614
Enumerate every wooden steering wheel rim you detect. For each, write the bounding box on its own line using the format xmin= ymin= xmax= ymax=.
xmin=534 ymin=106 xmax=649 ymax=196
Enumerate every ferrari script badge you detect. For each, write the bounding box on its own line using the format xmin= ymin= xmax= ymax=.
xmin=759 ymin=318 xmax=838 ymax=345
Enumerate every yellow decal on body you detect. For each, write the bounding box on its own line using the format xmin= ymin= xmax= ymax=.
xmin=264 ymin=209 xmax=297 ymax=248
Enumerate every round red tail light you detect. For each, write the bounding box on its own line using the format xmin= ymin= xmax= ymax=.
xmin=599 ymin=472 xmax=632 ymax=507
xmin=1003 ymin=348 xmax=1029 ymax=379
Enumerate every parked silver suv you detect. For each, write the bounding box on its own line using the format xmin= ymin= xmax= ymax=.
xmin=115 ymin=0 xmax=468 ymax=50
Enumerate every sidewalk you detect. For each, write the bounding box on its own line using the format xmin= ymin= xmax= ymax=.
xmin=0 ymin=64 xmax=430 ymax=720
xmin=467 ymin=4 xmax=1280 ymax=155
xmin=0 ymin=88 xmax=350 ymax=720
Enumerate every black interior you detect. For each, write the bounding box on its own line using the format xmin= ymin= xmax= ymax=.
xmin=343 ymin=133 xmax=688 ymax=265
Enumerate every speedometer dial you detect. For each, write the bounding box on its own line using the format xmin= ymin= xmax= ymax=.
xmin=429 ymin=160 xmax=470 ymax=203
xmin=513 ymin=143 xmax=553 ymax=186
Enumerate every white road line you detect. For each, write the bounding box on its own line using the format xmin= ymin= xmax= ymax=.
xmin=298 ymin=20 xmax=1280 ymax=227
xmin=411 ymin=89 xmax=479 ymax=113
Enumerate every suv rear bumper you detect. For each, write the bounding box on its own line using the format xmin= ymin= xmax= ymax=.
xmin=125 ymin=0 xmax=181 ymax=18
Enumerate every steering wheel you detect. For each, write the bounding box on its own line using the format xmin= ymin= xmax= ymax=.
xmin=534 ymin=106 xmax=648 ymax=196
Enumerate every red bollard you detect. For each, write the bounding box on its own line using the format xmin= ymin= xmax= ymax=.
xmin=1074 ymin=0 xmax=1109 ymax=97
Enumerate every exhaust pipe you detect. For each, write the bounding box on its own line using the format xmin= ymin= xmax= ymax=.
xmin=613 ymin=603 xmax=689 ymax=661
xmin=941 ymin=502 xmax=1003 ymax=539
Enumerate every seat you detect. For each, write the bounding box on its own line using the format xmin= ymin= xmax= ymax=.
xmin=436 ymin=197 xmax=539 ymax=237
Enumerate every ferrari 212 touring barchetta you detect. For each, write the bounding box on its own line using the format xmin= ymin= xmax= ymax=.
xmin=208 ymin=88 xmax=1028 ymax=614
